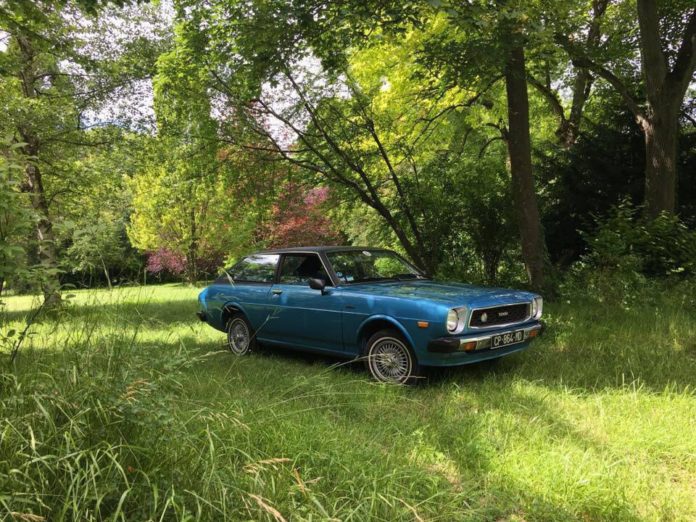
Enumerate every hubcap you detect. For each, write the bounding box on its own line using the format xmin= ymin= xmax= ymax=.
xmin=228 ymin=319 xmax=250 ymax=354
xmin=368 ymin=337 xmax=412 ymax=383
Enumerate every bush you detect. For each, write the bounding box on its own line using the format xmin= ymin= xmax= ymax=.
xmin=561 ymin=203 xmax=696 ymax=305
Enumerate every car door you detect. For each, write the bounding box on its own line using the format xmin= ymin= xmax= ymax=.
xmin=217 ymin=253 xmax=279 ymax=331
xmin=262 ymin=253 xmax=344 ymax=352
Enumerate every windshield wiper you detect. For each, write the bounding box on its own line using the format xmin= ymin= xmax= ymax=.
xmin=357 ymin=276 xmax=398 ymax=283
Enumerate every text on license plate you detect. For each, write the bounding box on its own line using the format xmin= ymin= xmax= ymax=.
xmin=491 ymin=330 xmax=525 ymax=349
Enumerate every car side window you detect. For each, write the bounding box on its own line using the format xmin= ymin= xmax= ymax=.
xmin=224 ymin=254 xmax=279 ymax=284
xmin=328 ymin=253 xmax=362 ymax=283
xmin=278 ymin=254 xmax=331 ymax=286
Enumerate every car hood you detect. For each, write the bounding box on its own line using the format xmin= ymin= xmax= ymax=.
xmin=337 ymin=280 xmax=536 ymax=308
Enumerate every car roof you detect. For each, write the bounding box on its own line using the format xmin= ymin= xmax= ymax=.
xmin=255 ymin=246 xmax=391 ymax=255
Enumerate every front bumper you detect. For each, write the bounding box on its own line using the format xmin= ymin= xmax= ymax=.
xmin=428 ymin=321 xmax=544 ymax=353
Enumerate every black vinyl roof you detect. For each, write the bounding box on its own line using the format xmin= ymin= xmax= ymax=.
xmin=257 ymin=246 xmax=389 ymax=255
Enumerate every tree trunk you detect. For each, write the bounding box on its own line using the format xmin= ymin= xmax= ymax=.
xmin=642 ymin=99 xmax=679 ymax=218
xmin=16 ymin=35 xmax=61 ymax=306
xmin=504 ymin=44 xmax=546 ymax=291
xmin=23 ymin=154 xmax=62 ymax=307
xmin=636 ymin=1 xmax=696 ymax=216
xmin=483 ymin=250 xmax=501 ymax=285
xmin=563 ymin=0 xmax=608 ymax=148
xmin=187 ymin=206 xmax=198 ymax=284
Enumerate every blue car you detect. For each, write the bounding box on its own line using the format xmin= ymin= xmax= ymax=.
xmin=197 ymin=246 xmax=543 ymax=384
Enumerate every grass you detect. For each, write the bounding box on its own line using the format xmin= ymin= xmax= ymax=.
xmin=1 ymin=283 xmax=695 ymax=521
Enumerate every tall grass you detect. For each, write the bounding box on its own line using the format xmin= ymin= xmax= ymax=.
xmin=1 ymin=284 xmax=695 ymax=521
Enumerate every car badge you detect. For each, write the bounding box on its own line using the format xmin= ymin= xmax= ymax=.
xmin=481 ymin=312 xmax=488 ymax=322
xmin=499 ymin=311 xmax=509 ymax=317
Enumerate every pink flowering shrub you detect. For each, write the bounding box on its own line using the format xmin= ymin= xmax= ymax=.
xmin=146 ymin=248 xmax=186 ymax=275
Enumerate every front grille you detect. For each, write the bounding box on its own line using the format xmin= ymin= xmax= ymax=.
xmin=469 ymin=303 xmax=530 ymax=328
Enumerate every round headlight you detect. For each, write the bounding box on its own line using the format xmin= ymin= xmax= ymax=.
xmin=447 ymin=309 xmax=459 ymax=332
xmin=532 ymin=297 xmax=543 ymax=319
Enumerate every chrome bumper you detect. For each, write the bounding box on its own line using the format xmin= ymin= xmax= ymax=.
xmin=427 ymin=322 xmax=544 ymax=353
xmin=462 ymin=322 xmax=543 ymax=350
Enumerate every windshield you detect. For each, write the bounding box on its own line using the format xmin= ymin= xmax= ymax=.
xmin=327 ymin=250 xmax=426 ymax=284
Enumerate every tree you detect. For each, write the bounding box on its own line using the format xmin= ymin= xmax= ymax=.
xmin=172 ymin=0 xmax=549 ymax=285
xmin=0 ymin=0 xmax=168 ymax=302
xmin=0 ymin=139 xmax=35 ymax=300
xmin=558 ymin=0 xmax=696 ymax=217
xmin=127 ymin=143 xmax=233 ymax=284
xmin=527 ymin=0 xmax=610 ymax=148
xmin=503 ymin=28 xmax=546 ymax=289
xmin=391 ymin=0 xmax=549 ymax=288
xmin=263 ymin=184 xmax=345 ymax=248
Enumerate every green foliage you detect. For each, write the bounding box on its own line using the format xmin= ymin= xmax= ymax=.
xmin=562 ymin=203 xmax=696 ymax=305
xmin=0 ymin=140 xmax=35 ymax=296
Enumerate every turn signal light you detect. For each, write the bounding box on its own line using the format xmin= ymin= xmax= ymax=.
xmin=461 ymin=341 xmax=477 ymax=352
xmin=528 ymin=329 xmax=539 ymax=339
xmin=417 ymin=321 xmax=429 ymax=328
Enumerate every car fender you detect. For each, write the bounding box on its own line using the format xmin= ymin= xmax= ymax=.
xmin=209 ymin=300 xmax=248 ymax=332
xmin=356 ymin=314 xmax=416 ymax=350
xmin=222 ymin=300 xmax=248 ymax=318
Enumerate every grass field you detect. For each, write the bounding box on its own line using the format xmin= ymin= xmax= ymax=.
xmin=1 ymin=284 xmax=695 ymax=521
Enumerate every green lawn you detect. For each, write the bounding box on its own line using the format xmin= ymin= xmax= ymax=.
xmin=1 ymin=284 xmax=695 ymax=521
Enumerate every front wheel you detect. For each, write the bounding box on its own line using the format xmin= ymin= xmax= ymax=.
xmin=364 ymin=329 xmax=423 ymax=385
xmin=226 ymin=313 xmax=256 ymax=355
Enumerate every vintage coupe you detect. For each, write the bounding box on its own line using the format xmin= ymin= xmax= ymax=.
xmin=197 ymin=246 xmax=543 ymax=384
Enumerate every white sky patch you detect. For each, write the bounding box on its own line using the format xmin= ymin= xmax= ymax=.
xmin=0 ymin=30 xmax=8 ymax=52
xmin=68 ymin=1 xmax=174 ymax=133
xmin=380 ymin=76 xmax=391 ymax=92
xmin=82 ymin=79 xmax=157 ymax=133
xmin=247 ymin=55 xmax=352 ymax=148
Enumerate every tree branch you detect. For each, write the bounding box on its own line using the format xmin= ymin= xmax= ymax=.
xmin=527 ymin=74 xmax=566 ymax=121
xmin=668 ymin=8 xmax=696 ymax=99
xmin=557 ymin=33 xmax=648 ymax=125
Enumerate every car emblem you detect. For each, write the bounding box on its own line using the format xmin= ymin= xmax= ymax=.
xmin=499 ymin=311 xmax=509 ymax=317
xmin=481 ymin=312 xmax=488 ymax=322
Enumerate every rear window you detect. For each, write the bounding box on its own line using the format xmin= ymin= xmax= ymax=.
xmin=216 ymin=254 xmax=279 ymax=284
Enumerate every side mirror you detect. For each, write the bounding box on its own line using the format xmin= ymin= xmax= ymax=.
xmin=308 ymin=277 xmax=326 ymax=293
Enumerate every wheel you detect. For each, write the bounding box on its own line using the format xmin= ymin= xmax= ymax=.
xmin=226 ymin=313 xmax=256 ymax=355
xmin=364 ymin=329 xmax=423 ymax=385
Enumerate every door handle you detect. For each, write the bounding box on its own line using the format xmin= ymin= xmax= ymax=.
xmin=272 ymin=289 xmax=283 ymax=295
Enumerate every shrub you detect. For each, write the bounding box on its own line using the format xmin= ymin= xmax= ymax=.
xmin=561 ymin=203 xmax=696 ymax=305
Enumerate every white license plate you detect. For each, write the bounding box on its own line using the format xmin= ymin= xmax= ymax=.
xmin=491 ymin=330 xmax=524 ymax=349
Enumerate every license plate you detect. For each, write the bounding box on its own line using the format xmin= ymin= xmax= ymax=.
xmin=491 ymin=330 xmax=524 ymax=349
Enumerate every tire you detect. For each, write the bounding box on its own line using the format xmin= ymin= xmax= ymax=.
xmin=364 ymin=329 xmax=423 ymax=385
xmin=226 ymin=313 xmax=256 ymax=355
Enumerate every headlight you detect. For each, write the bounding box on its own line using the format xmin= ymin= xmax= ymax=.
xmin=531 ymin=297 xmax=543 ymax=319
xmin=446 ymin=306 xmax=467 ymax=334
xmin=447 ymin=309 xmax=459 ymax=332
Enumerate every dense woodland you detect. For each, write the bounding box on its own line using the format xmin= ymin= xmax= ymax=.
xmin=1 ymin=0 xmax=695 ymax=302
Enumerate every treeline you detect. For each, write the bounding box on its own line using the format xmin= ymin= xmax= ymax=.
xmin=1 ymin=0 xmax=695 ymax=304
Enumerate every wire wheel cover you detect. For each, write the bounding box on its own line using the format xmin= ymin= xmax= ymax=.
xmin=368 ymin=337 xmax=412 ymax=383
xmin=228 ymin=319 xmax=250 ymax=354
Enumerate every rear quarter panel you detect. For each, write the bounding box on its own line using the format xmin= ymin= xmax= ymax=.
xmin=200 ymin=283 xmax=271 ymax=332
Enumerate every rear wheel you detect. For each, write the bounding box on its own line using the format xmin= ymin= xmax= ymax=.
xmin=226 ymin=313 xmax=256 ymax=355
xmin=364 ymin=329 xmax=423 ymax=385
